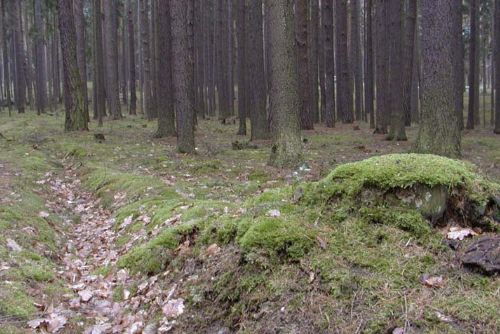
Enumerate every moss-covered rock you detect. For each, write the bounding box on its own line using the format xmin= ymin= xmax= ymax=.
xmin=303 ymin=154 xmax=500 ymax=234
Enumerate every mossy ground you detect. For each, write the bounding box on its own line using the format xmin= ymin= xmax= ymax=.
xmin=1 ymin=111 xmax=499 ymax=333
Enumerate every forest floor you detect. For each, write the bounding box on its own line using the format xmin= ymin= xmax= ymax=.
xmin=0 ymin=111 xmax=499 ymax=334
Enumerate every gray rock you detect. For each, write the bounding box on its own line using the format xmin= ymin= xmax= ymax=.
xmin=462 ymin=236 xmax=500 ymax=275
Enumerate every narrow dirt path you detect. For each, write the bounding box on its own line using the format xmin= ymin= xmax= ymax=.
xmin=29 ymin=165 xmax=183 ymax=334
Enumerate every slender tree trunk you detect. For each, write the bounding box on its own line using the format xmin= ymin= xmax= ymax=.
xmin=335 ymin=0 xmax=353 ymax=123
xmin=309 ymin=0 xmax=319 ymax=123
xmin=53 ymin=15 xmax=61 ymax=106
xmin=318 ymin=1 xmax=326 ymax=123
xmin=140 ymin=0 xmax=153 ymax=119
xmin=351 ymin=0 xmax=363 ymax=121
xmin=22 ymin=3 xmax=34 ymax=108
xmin=402 ymin=0 xmax=417 ymax=126
xmin=416 ymin=0 xmax=461 ymax=157
xmin=11 ymin=0 xmax=25 ymax=113
xmin=73 ymin=0 xmax=89 ymax=121
xmin=155 ymin=0 xmax=175 ymax=137
xmin=374 ymin=0 xmax=388 ymax=133
xmin=296 ymin=0 xmax=313 ymax=129
xmin=494 ymin=0 xmax=500 ymax=133
xmin=247 ymin=0 xmax=269 ymax=140
xmin=387 ymin=0 xmax=406 ymax=140
xmin=104 ymin=0 xmax=121 ymax=119
xmin=127 ymin=0 xmax=137 ymax=115
xmin=171 ymin=0 xmax=195 ymax=152
xmin=57 ymin=0 xmax=88 ymax=131
xmin=34 ymin=0 xmax=47 ymax=114
xmin=323 ymin=0 xmax=335 ymax=127
xmin=1 ymin=0 xmax=11 ymax=115
xmin=266 ymin=0 xmax=302 ymax=168
xmin=93 ymin=0 xmax=105 ymax=125
xmin=365 ymin=0 xmax=375 ymax=129
xmin=121 ymin=5 xmax=128 ymax=106
xmin=236 ymin=0 xmax=247 ymax=135
xmin=467 ymin=0 xmax=480 ymax=129
xmin=453 ymin=1 xmax=464 ymax=130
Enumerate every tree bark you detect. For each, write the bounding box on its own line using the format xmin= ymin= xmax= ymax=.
xmin=351 ymin=0 xmax=363 ymax=121
xmin=335 ymin=0 xmax=353 ymax=123
xmin=323 ymin=0 xmax=335 ymax=127
xmin=104 ymin=0 xmax=122 ymax=119
xmin=365 ymin=0 xmax=375 ymax=129
xmin=295 ymin=0 xmax=313 ymax=129
xmin=387 ymin=0 xmax=406 ymax=141
xmin=171 ymin=0 xmax=195 ymax=153
xmin=128 ymin=0 xmax=137 ymax=115
xmin=266 ymin=0 xmax=302 ymax=168
xmin=467 ymin=0 xmax=480 ymax=129
xmin=416 ymin=0 xmax=461 ymax=157
xmin=374 ymin=0 xmax=388 ymax=133
xmin=309 ymin=0 xmax=319 ymax=123
xmin=236 ymin=0 xmax=247 ymax=135
xmin=155 ymin=0 xmax=176 ymax=137
xmin=93 ymin=0 xmax=106 ymax=126
xmin=11 ymin=0 xmax=25 ymax=113
xmin=34 ymin=0 xmax=47 ymax=114
xmin=247 ymin=0 xmax=269 ymax=140
xmin=494 ymin=0 xmax=500 ymax=133
xmin=1 ymin=0 xmax=11 ymax=114
xmin=402 ymin=0 xmax=417 ymax=126
xmin=73 ymin=0 xmax=89 ymax=121
xmin=140 ymin=0 xmax=153 ymax=119
xmin=57 ymin=0 xmax=88 ymax=131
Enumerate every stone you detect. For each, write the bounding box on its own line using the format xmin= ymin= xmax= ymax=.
xmin=462 ymin=236 xmax=500 ymax=275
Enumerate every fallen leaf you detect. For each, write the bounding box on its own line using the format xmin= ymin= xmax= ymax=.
xmin=435 ymin=311 xmax=454 ymax=323
xmin=205 ymin=243 xmax=220 ymax=257
xmin=39 ymin=211 xmax=50 ymax=218
xmin=121 ymin=215 xmax=134 ymax=229
xmin=78 ymin=289 xmax=93 ymax=302
xmin=162 ymin=298 xmax=185 ymax=319
xmin=6 ymin=238 xmax=22 ymax=252
xmin=392 ymin=328 xmax=404 ymax=334
xmin=447 ymin=227 xmax=477 ymax=240
xmin=421 ymin=275 xmax=444 ymax=288
xmin=316 ymin=236 xmax=327 ymax=249
xmin=267 ymin=209 xmax=281 ymax=217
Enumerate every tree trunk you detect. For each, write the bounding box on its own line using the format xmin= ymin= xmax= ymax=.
xmin=57 ymin=0 xmax=88 ymax=131
xmin=93 ymin=0 xmax=106 ymax=125
xmin=335 ymin=0 xmax=353 ymax=123
xmin=351 ymin=0 xmax=363 ymax=121
xmin=295 ymin=0 xmax=313 ymax=129
xmin=155 ymin=0 xmax=176 ymax=138
xmin=236 ymin=0 xmax=247 ymax=135
xmin=266 ymin=0 xmax=302 ymax=168
xmin=128 ymin=0 xmax=137 ymax=115
xmin=402 ymin=0 xmax=417 ymax=126
xmin=494 ymin=0 xmax=500 ymax=133
xmin=171 ymin=0 xmax=195 ymax=153
xmin=365 ymin=0 xmax=374 ymax=129
xmin=33 ymin=0 xmax=47 ymax=114
xmin=374 ymin=0 xmax=388 ymax=133
xmin=467 ymin=0 xmax=480 ymax=129
xmin=309 ymin=0 xmax=319 ymax=123
xmin=323 ymin=0 xmax=335 ymax=127
xmin=121 ymin=3 xmax=128 ymax=106
xmin=73 ymin=0 xmax=89 ymax=121
xmin=104 ymin=0 xmax=121 ymax=119
xmin=452 ymin=2 xmax=464 ymax=130
xmin=416 ymin=0 xmax=461 ymax=157
xmin=387 ymin=0 xmax=406 ymax=141
xmin=1 ymin=0 xmax=11 ymax=114
xmin=12 ymin=0 xmax=25 ymax=113
xmin=247 ymin=0 xmax=269 ymax=140
xmin=140 ymin=0 xmax=153 ymax=119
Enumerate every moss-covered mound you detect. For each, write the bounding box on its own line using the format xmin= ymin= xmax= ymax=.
xmin=303 ymin=154 xmax=500 ymax=231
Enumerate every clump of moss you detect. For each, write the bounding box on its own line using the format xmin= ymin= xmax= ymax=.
xmin=305 ymin=154 xmax=499 ymax=204
xmin=239 ymin=217 xmax=315 ymax=260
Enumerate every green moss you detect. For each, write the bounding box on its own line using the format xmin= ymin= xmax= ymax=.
xmin=359 ymin=206 xmax=431 ymax=238
xmin=0 ymin=283 xmax=36 ymax=319
xmin=305 ymin=154 xmax=499 ymax=204
xmin=239 ymin=217 xmax=315 ymax=259
xmin=117 ymin=222 xmax=198 ymax=274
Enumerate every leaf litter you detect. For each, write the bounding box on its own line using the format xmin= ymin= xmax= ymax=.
xmin=26 ymin=166 xmax=185 ymax=333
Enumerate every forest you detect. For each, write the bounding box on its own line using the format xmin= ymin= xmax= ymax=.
xmin=0 ymin=0 xmax=499 ymax=333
